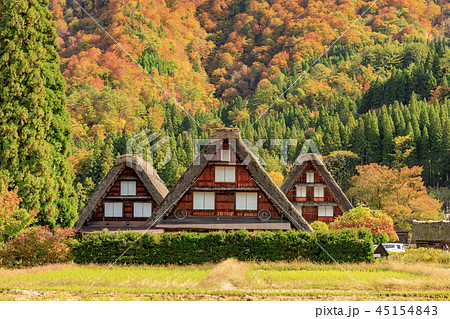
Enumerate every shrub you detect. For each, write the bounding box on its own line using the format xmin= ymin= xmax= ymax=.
xmin=310 ymin=221 xmax=329 ymax=232
xmin=330 ymin=204 xmax=398 ymax=242
xmin=0 ymin=226 xmax=75 ymax=267
xmin=71 ymin=228 xmax=374 ymax=265
xmin=0 ymin=180 xmax=36 ymax=243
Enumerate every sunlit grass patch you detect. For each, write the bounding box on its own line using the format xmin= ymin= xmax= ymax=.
xmin=0 ymin=263 xmax=210 ymax=290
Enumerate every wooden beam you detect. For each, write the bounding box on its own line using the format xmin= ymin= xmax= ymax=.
xmin=103 ymin=196 xmax=153 ymax=201
xmin=295 ymin=183 xmax=326 ymax=187
xmin=190 ymin=187 xmax=260 ymax=191
xmin=292 ymin=202 xmax=337 ymax=207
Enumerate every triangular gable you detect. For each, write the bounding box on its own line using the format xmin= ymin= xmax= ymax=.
xmin=74 ymin=154 xmax=169 ymax=231
xmin=280 ymin=153 xmax=353 ymax=212
xmin=147 ymin=128 xmax=313 ymax=231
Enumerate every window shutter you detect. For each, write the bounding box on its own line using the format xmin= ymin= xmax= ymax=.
xmin=114 ymin=203 xmax=123 ymax=217
xmin=296 ymin=186 xmax=306 ymax=197
xmin=314 ymin=187 xmax=324 ymax=197
xmin=318 ymin=206 xmax=326 ymax=217
xmin=143 ymin=203 xmax=152 ymax=217
xmin=204 ymin=192 xmax=215 ymax=210
xmin=193 ymin=192 xmax=204 ymax=210
xmin=225 ymin=167 xmax=235 ymax=182
xmin=121 ymin=181 xmax=136 ymax=196
xmin=215 ymin=166 xmax=225 ymax=182
xmin=105 ymin=203 xmax=114 ymax=217
xmin=247 ymin=193 xmax=258 ymax=210
xmin=133 ymin=203 xmax=142 ymax=217
xmin=326 ymin=206 xmax=333 ymax=216
xmin=221 ymin=150 xmax=231 ymax=162
xmin=235 ymin=193 xmax=246 ymax=210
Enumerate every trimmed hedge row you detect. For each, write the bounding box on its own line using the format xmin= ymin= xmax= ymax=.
xmin=70 ymin=229 xmax=374 ymax=264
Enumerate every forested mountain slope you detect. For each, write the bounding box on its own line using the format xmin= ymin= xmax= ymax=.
xmin=47 ymin=1 xmax=450 ymax=207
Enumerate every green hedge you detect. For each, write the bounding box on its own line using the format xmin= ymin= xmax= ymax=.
xmin=70 ymin=229 xmax=374 ymax=264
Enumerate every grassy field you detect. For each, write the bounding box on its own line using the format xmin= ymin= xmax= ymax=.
xmin=0 ymin=258 xmax=449 ymax=301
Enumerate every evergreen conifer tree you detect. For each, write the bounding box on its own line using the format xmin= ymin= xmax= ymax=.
xmin=0 ymin=0 xmax=77 ymax=227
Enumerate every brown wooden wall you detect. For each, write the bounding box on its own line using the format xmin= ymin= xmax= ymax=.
xmin=286 ymin=161 xmax=343 ymax=223
xmin=90 ymin=167 xmax=156 ymax=222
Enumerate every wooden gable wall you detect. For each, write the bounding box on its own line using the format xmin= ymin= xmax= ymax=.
xmin=285 ymin=161 xmax=343 ymax=223
xmin=90 ymin=167 xmax=157 ymax=222
xmin=169 ymin=142 xmax=280 ymax=218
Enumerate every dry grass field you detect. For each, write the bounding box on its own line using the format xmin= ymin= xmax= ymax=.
xmin=0 ymin=258 xmax=449 ymax=301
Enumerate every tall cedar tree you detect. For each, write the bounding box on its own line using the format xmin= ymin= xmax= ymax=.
xmin=0 ymin=0 xmax=77 ymax=227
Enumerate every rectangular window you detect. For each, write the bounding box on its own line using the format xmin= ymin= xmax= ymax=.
xmin=306 ymin=172 xmax=315 ymax=183
xmin=120 ymin=181 xmax=136 ymax=196
xmin=133 ymin=202 xmax=152 ymax=218
xmin=104 ymin=202 xmax=123 ymax=217
xmin=193 ymin=192 xmax=215 ymax=210
xmin=314 ymin=186 xmax=324 ymax=198
xmin=221 ymin=150 xmax=231 ymax=162
xmin=296 ymin=186 xmax=306 ymax=197
xmin=215 ymin=166 xmax=236 ymax=182
xmin=318 ymin=206 xmax=333 ymax=217
xmin=296 ymin=206 xmax=303 ymax=215
xmin=235 ymin=192 xmax=258 ymax=210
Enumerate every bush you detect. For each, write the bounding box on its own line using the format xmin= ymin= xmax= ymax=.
xmin=310 ymin=221 xmax=329 ymax=232
xmin=0 ymin=180 xmax=36 ymax=243
xmin=330 ymin=204 xmax=398 ymax=242
xmin=71 ymin=228 xmax=374 ymax=265
xmin=0 ymin=226 xmax=75 ymax=267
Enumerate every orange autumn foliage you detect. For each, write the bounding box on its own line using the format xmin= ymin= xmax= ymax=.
xmin=347 ymin=164 xmax=442 ymax=230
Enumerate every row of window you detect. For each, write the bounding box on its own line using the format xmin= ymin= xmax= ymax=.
xmin=193 ymin=191 xmax=258 ymax=210
xmin=104 ymin=202 xmax=152 ymax=218
xmin=297 ymin=206 xmax=334 ymax=217
xmin=296 ymin=186 xmax=325 ymax=198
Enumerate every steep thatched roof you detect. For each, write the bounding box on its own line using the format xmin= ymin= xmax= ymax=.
xmin=412 ymin=220 xmax=450 ymax=242
xmin=280 ymin=153 xmax=353 ymax=212
xmin=74 ymin=154 xmax=169 ymax=232
xmin=147 ymin=128 xmax=313 ymax=232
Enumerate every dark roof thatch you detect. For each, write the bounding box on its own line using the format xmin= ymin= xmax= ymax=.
xmin=74 ymin=154 xmax=169 ymax=232
xmin=147 ymin=128 xmax=313 ymax=232
xmin=280 ymin=153 xmax=353 ymax=212
xmin=412 ymin=220 xmax=450 ymax=242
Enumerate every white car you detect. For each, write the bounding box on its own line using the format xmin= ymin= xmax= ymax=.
xmin=373 ymin=243 xmax=406 ymax=253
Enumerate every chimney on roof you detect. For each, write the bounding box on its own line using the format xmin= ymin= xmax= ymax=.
xmin=210 ymin=127 xmax=241 ymax=140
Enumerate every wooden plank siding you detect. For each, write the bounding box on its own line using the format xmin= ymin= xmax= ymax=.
xmin=91 ymin=166 xmax=156 ymax=222
xmin=286 ymin=162 xmax=343 ymax=223
xmin=169 ymin=144 xmax=279 ymax=218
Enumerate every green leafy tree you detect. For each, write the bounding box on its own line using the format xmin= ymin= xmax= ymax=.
xmin=0 ymin=0 xmax=77 ymax=227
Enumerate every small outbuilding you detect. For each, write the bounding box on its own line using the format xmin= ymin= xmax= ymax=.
xmin=412 ymin=220 xmax=450 ymax=249
xmin=74 ymin=154 xmax=169 ymax=233
xmin=280 ymin=153 xmax=353 ymax=223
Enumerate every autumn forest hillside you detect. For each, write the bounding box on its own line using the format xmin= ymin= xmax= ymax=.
xmin=47 ymin=0 xmax=450 ymax=211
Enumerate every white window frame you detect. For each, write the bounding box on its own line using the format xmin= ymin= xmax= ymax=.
xmin=104 ymin=202 xmax=123 ymax=217
xmin=215 ymin=166 xmax=236 ymax=182
xmin=193 ymin=192 xmax=215 ymax=210
xmin=318 ymin=206 xmax=334 ymax=217
xmin=306 ymin=172 xmax=315 ymax=183
xmin=120 ymin=181 xmax=136 ymax=196
xmin=314 ymin=186 xmax=324 ymax=198
xmin=133 ymin=202 xmax=152 ymax=218
xmin=296 ymin=186 xmax=306 ymax=197
xmin=235 ymin=192 xmax=258 ymax=210
xmin=221 ymin=149 xmax=231 ymax=162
